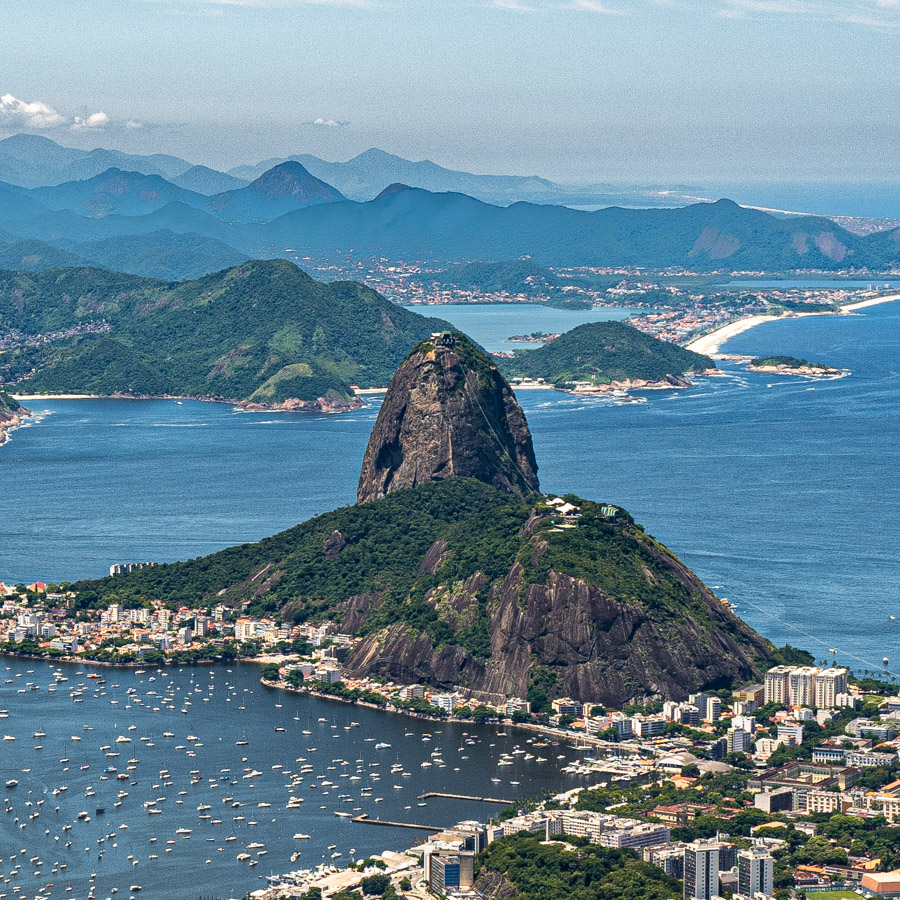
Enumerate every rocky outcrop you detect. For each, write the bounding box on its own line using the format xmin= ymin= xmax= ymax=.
xmin=344 ymin=519 xmax=769 ymax=707
xmin=238 ymin=394 xmax=364 ymax=414
xmin=357 ymin=332 xmax=539 ymax=503
xmin=0 ymin=392 xmax=28 ymax=446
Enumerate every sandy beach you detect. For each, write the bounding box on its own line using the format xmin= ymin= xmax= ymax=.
xmin=12 ymin=393 xmax=98 ymax=400
xmin=686 ymin=292 xmax=900 ymax=356
xmin=685 ymin=315 xmax=780 ymax=356
xmin=840 ymin=292 xmax=900 ymax=312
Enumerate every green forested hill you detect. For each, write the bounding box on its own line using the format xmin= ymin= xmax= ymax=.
xmin=475 ymin=834 xmax=682 ymax=900
xmin=71 ymin=477 xmax=769 ymax=705
xmin=0 ymin=260 xmax=451 ymax=405
xmin=501 ymin=320 xmax=713 ymax=385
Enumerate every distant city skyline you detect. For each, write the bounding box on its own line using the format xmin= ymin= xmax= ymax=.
xmin=2 ymin=0 xmax=899 ymax=184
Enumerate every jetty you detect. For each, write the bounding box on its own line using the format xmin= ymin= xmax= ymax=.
xmin=417 ymin=791 xmax=512 ymax=804
xmin=351 ymin=813 xmax=444 ymax=832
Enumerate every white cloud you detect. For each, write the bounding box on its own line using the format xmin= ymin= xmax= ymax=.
xmin=0 ymin=93 xmax=67 ymax=129
xmin=0 ymin=93 xmax=116 ymax=132
xmin=125 ymin=120 xmax=144 ymax=129
xmin=310 ymin=117 xmax=348 ymax=127
xmin=71 ymin=111 xmax=111 ymax=131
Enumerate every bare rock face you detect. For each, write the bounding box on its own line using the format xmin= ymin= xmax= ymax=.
xmin=357 ymin=332 xmax=539 ymax=503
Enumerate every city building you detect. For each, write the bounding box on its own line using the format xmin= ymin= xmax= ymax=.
xmin=551 ymin=697 xmax=581 ymax=718
xmin=738 ymin=848 xmax=774 ymax=898
xmin=815 ymin=667 xmax=849 ymax=708
xmin=683 ymin=842 xmax=720 ymax=900
xmin=764 ymin=666 xmax=793 ymax=705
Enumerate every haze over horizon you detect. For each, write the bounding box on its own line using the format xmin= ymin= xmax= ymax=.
xmin=2 ymin=0 xmax=899 ymax=189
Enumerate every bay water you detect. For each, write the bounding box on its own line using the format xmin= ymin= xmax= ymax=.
xmin=2 ymin=301 xmax=898 ymax=669
xmin=1 ymin=299 xmax=900 ymax=898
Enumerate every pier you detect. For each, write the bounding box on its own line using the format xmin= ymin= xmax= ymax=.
xmin=417 ymin=792 xmax=512 ymax=804
xmin=351 ymin=813 xmax=444 ymax=832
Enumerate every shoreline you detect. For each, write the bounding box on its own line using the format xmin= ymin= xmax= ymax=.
xmin=259 ymin=677 xmax=610 ymax=748
xmin=685 ymin=292 xmax=900 ymax=356
xmin=9 ymin=391 xmax=366 ymax=414
xmin=0 ymin=406 xmax=31 ymax=447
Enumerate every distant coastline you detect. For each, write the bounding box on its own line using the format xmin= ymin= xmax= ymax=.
xmin=11 ymin=391 xmax=363 ymax=414
xmin=685 ymin=292 xmax=900 ymax=356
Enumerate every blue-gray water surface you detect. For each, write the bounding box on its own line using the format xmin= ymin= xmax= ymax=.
xmin=2 ymin=300 xmax=900 ymax=897
xmin=2 ymin=302 xmax=899 ymax=669
xmin=0 ymin=303 xmax=900 ymax=665
xmin=0 ymin=658 xmax=580 ymax=900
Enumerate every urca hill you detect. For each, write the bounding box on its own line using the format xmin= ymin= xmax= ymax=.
xmin=77 ymin=333 xmax=770 ymax=706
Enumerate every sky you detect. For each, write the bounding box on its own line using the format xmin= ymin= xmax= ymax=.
xmin=1 ymin=0 xmax=899 ymax=185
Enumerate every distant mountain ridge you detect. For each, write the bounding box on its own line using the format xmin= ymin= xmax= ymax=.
xmin=171 ymin=165 xmax=247 ymax=195
xmin=206 ymin=161 xmax=346 ymax=223
xmin=230 ymin=147 xmax=563 ymax=204
xmin=0 ymin=134 xmax=193 ymax=187
xmin=1 ymin=136 xmax=899 ymax=272
xmin=0 ymin=259 xmax=453 ymax=409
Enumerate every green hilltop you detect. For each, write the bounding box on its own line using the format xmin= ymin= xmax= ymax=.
xmin=64 ymin=333 xmax=769 ymax=705
xmin=0 ymin=259 xmax=452 ymax=407
xmin=501 ymin=320 xmax=713 ymax=386
xmin=73 ymin=476 xmax=769 ymax=706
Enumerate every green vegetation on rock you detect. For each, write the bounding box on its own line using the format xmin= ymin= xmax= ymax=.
xmin=750 ymin=355 xmax=830 ymax=369
xmin=71 ymin=477 xmax=769 ymax=705
xmin=0 ymin=390 xmax=21 ymax=416
xmin=0 ymin=260 xmax=452 ymax=405
xmin=501 ymin=320 xmax=713 ymax=385
xmin=474 ymin=833 xmax=681 ymax=900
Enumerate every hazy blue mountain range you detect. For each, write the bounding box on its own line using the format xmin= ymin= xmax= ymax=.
xmin=0 ymin=231 xmax=247 ymax=281
xmin=1 ymin=137 xmax=898 ymax=272
xmin=31 ymin=168 xmax=209 ymax=218
xmin=0 ymin=240 xmax=85 ymax=271
xmin=5 ymin=161 xmax=347 ymax=225
xmin=229 ymin=147 xmax=564 ymax=204
xmin=170 ymin=165 xmax=248 ymax=195
xmin=256 ymin=187 xmax=900 ymax=270
xmin=205 ymin=161 xmax=346 ymax=223
xmin=0 ymin=134 xmax=193 ymax=188
xmin=0 ymin=134 xmax=681 ymax=207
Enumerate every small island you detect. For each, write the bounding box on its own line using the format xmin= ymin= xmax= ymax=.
xmin=501 ymin=320 xmax=715 ymax=395
xmin=747 ymin=355 xmax=844 ymax=377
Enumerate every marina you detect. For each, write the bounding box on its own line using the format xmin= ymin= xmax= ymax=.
xmin=0 ymin=657 xmax=582 ymax=900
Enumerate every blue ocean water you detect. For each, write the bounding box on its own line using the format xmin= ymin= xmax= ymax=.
xmin=404 ymin=303 xmax=638 ymax=353
xmin=1 ymin=302 xmax=899 ymax=673
xmin=0 ymin=658 xmax=580 ymax=900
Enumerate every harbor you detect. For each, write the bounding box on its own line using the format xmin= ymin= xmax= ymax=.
xmin=0 ymin=657 xmax=583 ymax=900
